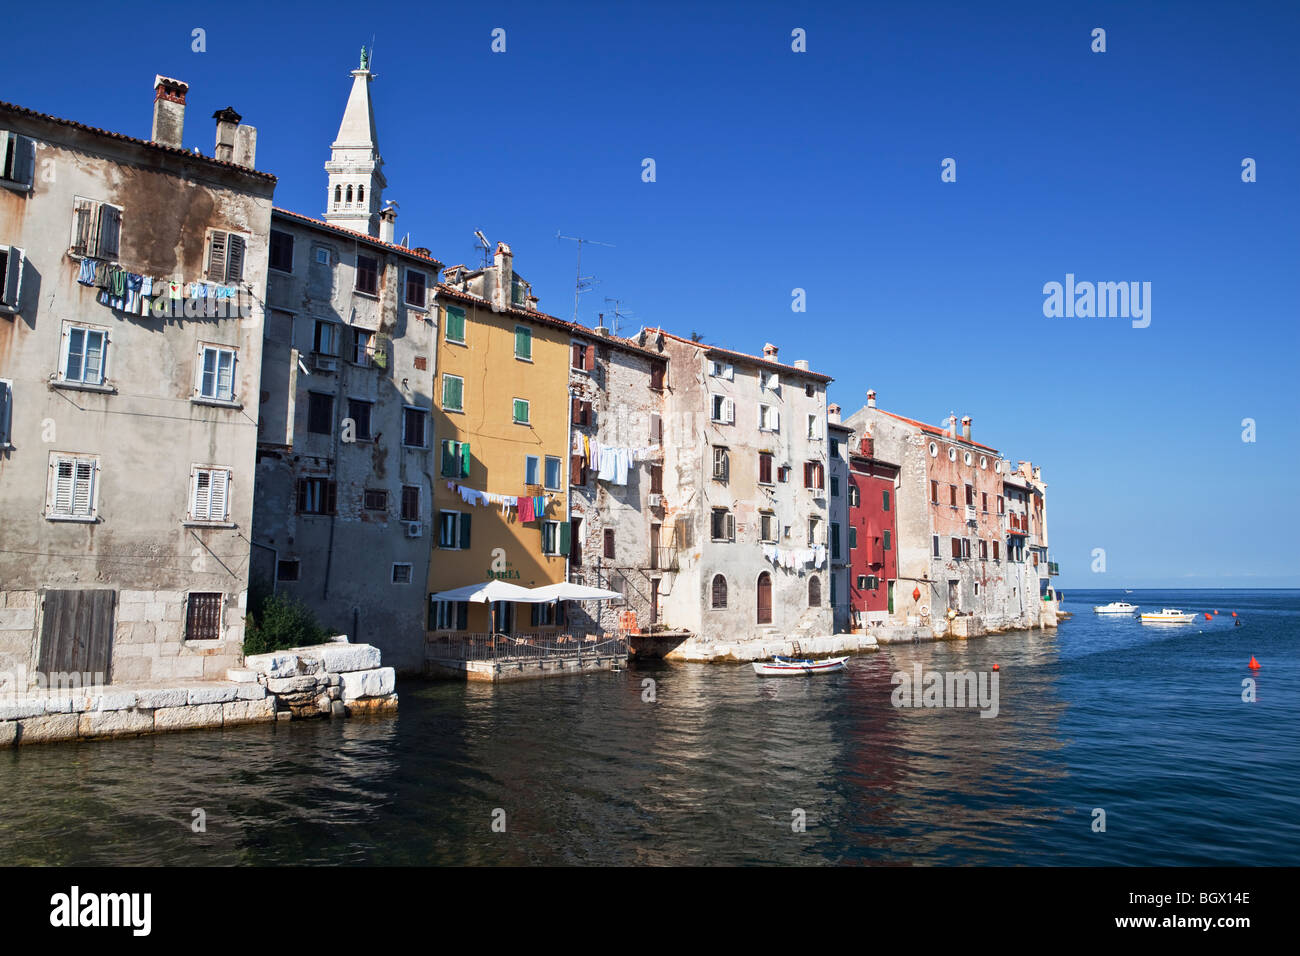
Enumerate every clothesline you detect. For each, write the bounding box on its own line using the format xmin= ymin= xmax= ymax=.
xmin=77 ymin=257 xmax=245 ymax=317
xmin=762 ymin=543 xmax=827 ymax=574
xmin=573 ymin=435 xmax=661 ymax=486
xmin=445 ymin=481 xmax=556 ymax=522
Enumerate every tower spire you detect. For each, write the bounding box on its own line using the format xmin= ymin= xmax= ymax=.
xmin=324 ymin=47 xmax=386 ymax=236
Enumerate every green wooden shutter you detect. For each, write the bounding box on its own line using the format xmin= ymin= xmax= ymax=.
xmin=515 ymin=326 xmax=531 ymax=360
xmin=460 ymin=441 xmax=471 ymax=478
xmin=559 ymin=521 xmax=571 ymax=556
xmin=459 ymin=512 xmax=471 ymax=550
xmin=441 ymin=441 xmax=455 ymax=477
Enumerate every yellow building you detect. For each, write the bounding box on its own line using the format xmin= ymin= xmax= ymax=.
xmin=427 ymin=244 xmax=573 ymax=635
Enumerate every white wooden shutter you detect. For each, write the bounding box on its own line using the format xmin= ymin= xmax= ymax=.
xmin=192 ymin=469 xmax=210 ymax=519
xmin=53 ymin=458 xmax=75 ymax=514
xmin=650 ymin=412 xmax=661 ymax=445
xmin=207 ymin=231 xmax=228 ymax=281
xmin=726 ymin=513 xmax=735 ymax=540
xmin=0 ymin=132 xmax=9 ymax=178
xmin=724 ymin=398 xmax=735 ymax=424
xmin=210 ymin=469 xmax=229 ymax=521
xmin=772 ymin=409 xmax=780 ymax=433
xmin=73 ymin=460 xmax=94 ymax=515
xmin=225 ymin=234 xmax=246 ymax=282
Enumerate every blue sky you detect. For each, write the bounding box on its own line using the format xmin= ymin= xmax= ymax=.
xmin=7 ymin=1 xmax=1298 ymax=588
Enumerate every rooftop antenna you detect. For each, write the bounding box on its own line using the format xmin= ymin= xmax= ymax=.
xmin=473 ymin=230 xmax=491 ymax=270
xmin=557 ymin=231 xmax=614 ymax=322
xmin=603 ymin=297 xmax=636 ymax=338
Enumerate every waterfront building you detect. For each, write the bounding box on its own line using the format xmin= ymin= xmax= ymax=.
xmin=827 ymin=405 xmax=853 ymax=632
xmin=565 ymin=319 xmax=670 ymax=635
xmin=846 ymin=420 xmax=900 ymax=628
xmin=652 ymin=332 xmax=834 ymax=643
xmin=426 ymin=247 xmax=573 ymax=639
xmin=0 ymin=79 xmax=274 ymax=685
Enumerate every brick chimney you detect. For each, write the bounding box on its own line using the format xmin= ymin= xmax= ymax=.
xmin=152 ymin=76 xmax=188 ymax=149
xmin=379 ymin=204 xmax=398 ymax=244
xmin=961 ymin=416 xmax=972 ymax=441
xmin=866 ymin=389 xmax=877 ymax=408
xmin=762 ymin=343 xmax=779 ymax=360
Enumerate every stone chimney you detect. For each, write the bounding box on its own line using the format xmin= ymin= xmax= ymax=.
xmin=867 ymin=389 xmax=877 ymax=408
xmin=379 ymin=204 xmax=398 ymax=244
xmin=763 ymin=343 xmax=779 ymax=360
xmin=828 ymin=403 xmax=841 ymax=424
xmin=961 ymin=416 xmax=972 ymax=441
xmin=212 ymin=107 xmax=240 ymax=162
xmin=794 ymin=359 xmax=809 ymax=370
xmin=152 ymin=76 xmax=189 ymax=149
xmin=233 ymin=125 xmax=257 ymax=168
xmin=490 ymin=242 xmax=514 ymax=312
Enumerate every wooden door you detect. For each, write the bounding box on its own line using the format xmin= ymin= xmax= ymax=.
xmin=37 ymin=589 xmax=115 ymax=681
xmin=757 ymin=572 xmax=772 ymax=624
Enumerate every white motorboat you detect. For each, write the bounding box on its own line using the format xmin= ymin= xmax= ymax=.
xmin=1094 ymin=601 xmax=1139 ymax=614
xmin=1140 ymin=608 xmax=1197 ymax=624
xmin=752 ymin=655 xmax=848 ymax=676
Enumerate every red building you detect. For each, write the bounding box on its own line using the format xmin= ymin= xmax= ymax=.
xmin=847 ymin=435 xmax=899 ymax=628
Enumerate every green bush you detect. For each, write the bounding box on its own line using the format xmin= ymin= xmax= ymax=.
xmin=243 ymin=590 xmax=331 ymax=656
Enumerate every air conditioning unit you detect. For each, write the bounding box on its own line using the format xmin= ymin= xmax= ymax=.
xmin=313 ymin=354 xmax=338 ymax=372
xmin=647 ymin=493 xmax=662 ymax=507
xmin=405 ymin=521 xmax=422 ymax=538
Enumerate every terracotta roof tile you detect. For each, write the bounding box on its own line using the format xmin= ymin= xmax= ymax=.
xmin=649 ymin=328 xmax=833 ymax=383
xmin=273 ymin=208 xmax=444 ymax=266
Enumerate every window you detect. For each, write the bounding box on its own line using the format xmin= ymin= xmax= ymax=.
xmin=710 ymin=394 xmax=735 ymax=424
xmin=315 ymin=246 xmax=331 ymax=265
xmin=364 ymin=488 xmax=389 ymax=511
xmin=993 ymin=541 xmax=1000 ymax=561
xmin=711 ymin=575 xmax=728 ymax=608
xmin=711 ymin=508 xmax=735 ymax=542
xmin=884 ymin=530 xmax=892 ymax=551
xmin=712 ymin=446 xmax=729 ymax=481
xmin=761 ymin=370 xmax=780 ymax=390
xmin=982 ymin=492 xmax=988 ymax=513
xmin=857 ymin=576 xmax=868 ymax=590
xmin=949 ymin=484 xmax=958 ymax=506
xmin=205 ymin=230 xmax=246 ymax=282
xmin=830 ymin=437 xmax=840 ymax=458
xmin=544 ymin=456 xmax=562 ymax=491
xmin=831 ymin=523 xmax=841 ymax=560
xmin=849 ymin=526 xmax=858 ymax=550
xmin=445 ymin=306 xmax=466 ymax=344
xmin=47 ymin=454 xmax=98 ymax=520
xmin=758 ymin=404 xmax=779 ymax=432
xmin=650 ymin=412 xmax=662 ymax=445
xmin=69 ymin=199 xmax=121 ymax=259
xmin=980 ymin=539 xmax=988 ymax=560
xmin=807 ymin=415 xmax=821 ymax=440
xmin=805 ymin=383 xmax=815 ymax=398
xmin=60 ymin=325 xmax=108 ymax=385
xmin=441 ymin=441 xmax=470 ymax=478
xmin=188 ymin=467 xmax=231 ymax=523
xmin=352 ymin=328 xmax=374 ymax=366
xmin=512 ymin=398 xmax=530 ymax=425
xmin=648 ymin=463 xmax=663 ymax=495
xmin=514 ymin=326 xmax=532 ymax=361
xmin=830 ymin=476 xmax=840 ymax=498
xmin=405 ymin=269 xmax=427 ymax=308
xmin=809 ymin=576 xmax=822 ymax=607
xmin=542 ymin=520 xmax=562 ymax=555
xmin=571 ymin=341 xmax=594 ymax=371
xmin=442 ymin=374 xmax=464 ymax=412
xmin=883 ymin=489 xmax=891 ymax=511
xmin=433 ymin=600 xmax=469 ymax=631
xmin=570 ymin=398 xmax=592 ymax=426
xmin=402 ymin=406 xmax=428 ymax=447
xmin=400 ymin=485 xmax=420 ymax=521
xmin=269 ymin=230 xmax=294 ymax=273
xmin=708 ymin=360 xmax=734 ymax=380
xmin=530 ymin=602 xmax=558 ymax=626
xmin=778 ymin=465 xmax=791 ymax=483
xmin=849 ymin=485 xmax=860 ymax=507
xmin=0 ymin=131 xmax=35 ymax=188
xmin=307 ymin=392 xmax=333 ymax=435
xmin=997 ymin=495 xmax=1005 ymax=515
xmin=760 ymin=512 xmax=777 ymax=543
xmin=197 ymin=346 xmax=237 ymax=402
xmin=808 ymin=516 xmax=821 ymax=546
xmin=931 ymin=480 xmax=939 ymax=504
xmin=313 ymin=320 xmax=340 ymax=357
xmin=347 ymin=399 xmax=373 ymax=441
xmin=650 ymin=364 xmax=665 ymax=391
xmin=0 ymin=379 xmax=11 ymax=447
xmin=525 ymin=455 xmax=540 ymax=486
xmin=965 ymin=484 xmax=974 ymax=507
xmin=604 ymin=528 xmax=616 ymax=559
xmin=951 ymin=537 xmax=961 ymax=559
xmin=355 ymin=254 xmax=379 ymax=294
xmin=184 ymin=593 xmax=224 ymax=642
xmin=297 ymin=477 xmax=337 ymax=514
xmin=392 ymin=563 xmax=413 ymax=584
xmin=0 ymin=244 xmax=24 ymax=312
xmin=803 ymin=461 xmax=825 ymax=489
xmin=438 ymin=510 xmax=470 ymax=549
xmin=276 ymin=559 xmax=300 ymax=582
xmin=960 ymin=538 xmax=971 ymax=560
xmin=932 ymin=534 xmax=940 ymax=557
xmin=758 ymin=451 xmax=773 ymax=485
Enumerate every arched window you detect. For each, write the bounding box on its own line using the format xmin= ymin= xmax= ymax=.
xmin=711 ymin=574 xmax=727 ymax=609
xmin=808 ymin=576 xmax=822 ymax=607
xmin=346 ymin=185 xmax=354 ymax=204
xmin=849 ymin=485 xmax=860 ymax=507
xmin=357 ymin=184 xmax=365 ymax=205
xmin=334 ymin=184 xmax=341 ymax=207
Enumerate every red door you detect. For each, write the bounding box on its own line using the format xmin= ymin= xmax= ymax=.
xmin=757 ymin=572 xmax=772 ymax=624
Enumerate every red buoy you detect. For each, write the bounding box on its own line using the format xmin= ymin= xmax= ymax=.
xmin=1249 ymin=656 xmax=1260 ymax=670
xmin=1231 ymin=612 xmax=1237 ymax=617
xmin=1214 ymin=610 xmax=1219 ymax=615
xmin=992 ymin=664 xmax=999 ymax=671
xmin=1204 ymin=613 xmax=1213 ymax=621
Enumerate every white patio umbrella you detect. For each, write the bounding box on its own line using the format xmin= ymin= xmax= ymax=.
xmin=526 ymin=582 xmax=624 ymax=602
xmin=428 ymin=580 xmax=552 ymax=638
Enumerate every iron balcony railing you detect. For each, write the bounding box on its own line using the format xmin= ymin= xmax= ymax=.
xmin=427 ymin=630 xmax=628 ymax=663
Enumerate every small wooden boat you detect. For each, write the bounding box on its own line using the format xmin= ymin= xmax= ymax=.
xmin=1140 ymin=608 xmax=1196 ymax=624
xmin=752 ymin=655 xmax=848 ymax=676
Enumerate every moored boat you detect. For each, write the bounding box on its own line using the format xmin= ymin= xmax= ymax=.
xmin=1094 ymin=601 xmax=1139 ymax=614
xmin=752 ymin=655 xmax=848 ymax=676
xmin=1140 ymin=608 xmax=1196 ymax=624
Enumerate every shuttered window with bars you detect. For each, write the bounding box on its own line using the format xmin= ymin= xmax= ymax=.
xmin=184 ymin=593 xmax=224 ymax=642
